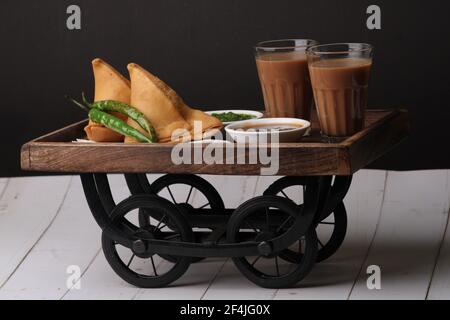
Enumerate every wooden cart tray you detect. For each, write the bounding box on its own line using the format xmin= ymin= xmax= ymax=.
xmin=21 ymin=109 xmax=408 ymax=176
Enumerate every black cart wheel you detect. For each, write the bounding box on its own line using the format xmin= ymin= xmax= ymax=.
xmin=227 ymin=196 xmax=318 ymax=288
xmin=102 ymin=194 xmax=193 ymax=288
xmin=264 ymin=176 xmax=347 ymax=262
xmin=139 ymin=174 xmax=225 ymax=263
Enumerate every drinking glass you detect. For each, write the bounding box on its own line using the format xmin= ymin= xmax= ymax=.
xmin=255 ymin=39 xmax=318 ymax=120
xmin=307 ymin=43 xmax=374 ymax=137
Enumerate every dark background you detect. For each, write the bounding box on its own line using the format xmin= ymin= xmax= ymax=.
xmin=1 ymin=0 xmax=449 ymax=177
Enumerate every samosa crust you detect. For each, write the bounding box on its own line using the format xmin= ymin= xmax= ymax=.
xmin=125 ymin=63 xmax=222 ymax=143
xmin=125 ymin=63 xmax=191 ymax=143
xmin=84 ymin=58 xmax=131 ymax=142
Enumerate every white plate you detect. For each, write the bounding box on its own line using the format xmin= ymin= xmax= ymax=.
xmin=205 ymin=110 xmax=264 ymax=125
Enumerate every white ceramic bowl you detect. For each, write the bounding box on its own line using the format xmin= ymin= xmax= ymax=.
xmin=205 ymin=110 xmax=264 ymax=125
xmin=225 ymin=118 xmax=310 ymax=143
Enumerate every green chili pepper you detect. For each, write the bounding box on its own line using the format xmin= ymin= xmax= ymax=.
xmin=82 ymin=93 xmax=157 ymax=142
xmin=67 ymin=94 xmax=157 ymax=143
xmin=88 ymin=108 xmax=153 ymax=143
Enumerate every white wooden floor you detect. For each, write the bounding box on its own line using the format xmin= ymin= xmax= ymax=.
xmin=0 ymin=170 xmax=449 ymax=300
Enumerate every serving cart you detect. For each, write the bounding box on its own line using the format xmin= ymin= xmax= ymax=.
xmin=21 ymin=109 xmax=408 ymax=288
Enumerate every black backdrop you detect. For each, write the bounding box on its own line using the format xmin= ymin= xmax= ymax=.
xmin=1 ymin=0 xmax=449 ymax=177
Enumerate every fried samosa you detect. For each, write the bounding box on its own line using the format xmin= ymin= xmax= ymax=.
xmin=125 ymin=63 xmax=222 ymax=143
xmin=84 ymin=58 xmax=131 ymax=142
xmin=125 ymin=63 xmax=191 ymax=143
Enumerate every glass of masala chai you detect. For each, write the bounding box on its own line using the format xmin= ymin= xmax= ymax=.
xmin=255 ymin=39 xmax=318 ymax=120
xmin=306 ymin=43 xmax=374 ymax=138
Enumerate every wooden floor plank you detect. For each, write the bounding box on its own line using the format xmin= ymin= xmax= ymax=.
xmin=253 ymin=176 xmax=280 ymax=197
xmin=0 ymin=175 xmax=132 ymax=299
xmin=133 ymin=258 xmax=227 ymax=300
xmin=0 ymin=177 xmax=96 ymax=299
xmin=0 ymin=176 xmax=72 ymax=289
xmin=273 ymin=170 xmax=387 ymax=300
xmin=201 ymin=259 xmax=278 ymax=300
xmin=2 ymin=170 xmax=449 ymax=299
xmin=63 ymin=251 xmax=141 ymax=300
xmin=62 ymin=174 xmax=156 ymax=300
xmin=0 ymin=178 xmax=8 ymax=199
xmin=349 ymin=170 xmax=450 ymax=300
xmin=425 ymin=170 xmax=450 ymax=300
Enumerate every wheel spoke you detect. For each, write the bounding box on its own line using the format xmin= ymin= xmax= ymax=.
xmin=318 ymin=238 xmax=325 ymax=248
xmin=280 ymin=190 xmax=290 ymax=200
xmin=126 ymin=254 xmax=135 ymax=268
xmin=164 ymin=233 xmax=180 ymax=240
xmin=185 ymin=186 xmax=194 ymax=204
xmin=276 ymin=216 xmax=293 ymax=233
xmin=319 ymin=221 xmax=335 ymax=225
xmin=198 ymin=202 xmax=210 ymax=209
xmin=245 ymin=220 xmax=259 ymax=234
xmin=150 ymin=256 xmax=158 ymax=276
xmin=251 ymin=256 xmax=261 ymax=266
xmin=156 ymin=214 xmax=167 ymax=230
xmin=166 ymin=186 xmax=177 ymax=204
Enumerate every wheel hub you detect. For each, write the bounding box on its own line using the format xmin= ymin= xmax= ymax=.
xmin=132 ymin=228 xmax=158 ymax=257
xmin=255 ymin=232 xmax=277 ymax=258
xmin=178 ymin=203 xmax=195 ymax=215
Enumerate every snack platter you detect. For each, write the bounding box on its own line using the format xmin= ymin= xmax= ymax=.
xmin=21 ymin=108 xmax=408 ymax=176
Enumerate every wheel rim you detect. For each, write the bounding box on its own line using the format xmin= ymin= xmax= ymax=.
xmin=102 ymin=195 xmax=193 ymax=288
xmin=139 ymin=175 xmax=224 ymax=263
xmin=227 ymin=196 xmax=318 ymax=288
xmin=139 ymin=174 xmax=225 ymax=225
xmin=264 ymin=177 xmax=347 ymax=262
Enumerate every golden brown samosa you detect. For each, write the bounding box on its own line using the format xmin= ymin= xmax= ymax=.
xmin=125 ymin=63 xmax=222 ymax=143
xmin=125 ymin=63 xmax=191 ymax=143
xmin=84 ymin=58 xmax=131 ymax=142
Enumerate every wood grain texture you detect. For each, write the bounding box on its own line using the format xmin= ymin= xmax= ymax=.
xmin=0 ymin=178 xmax=99 ymax=299
xmin=346 ymin=109 xmax=409 ymax=173
xmin=349 ymin=170 xmax=450 ymax=300
xmin=21 ymin=110 xmax=408 ymax=176
xmin=427 ymin=217 xmax=450 ymax=299
xmin=273 ymin=170 xmax=387 ymax=300
xmin=0 ymin=174 xmax=132 ymax=300
xmin=425 ymin=170 xmax=450 ymax=300
xmin=0 ymin=176 xmax=72 ymax=288
xmin=0 ymin=179 xmax=8 ymax=199
xmin=1 ymin=170 xmax=449 ymax=299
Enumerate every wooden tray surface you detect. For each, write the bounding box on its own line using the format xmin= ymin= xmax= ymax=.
xmin=21 ymin=109 xmax=409 ymax=176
